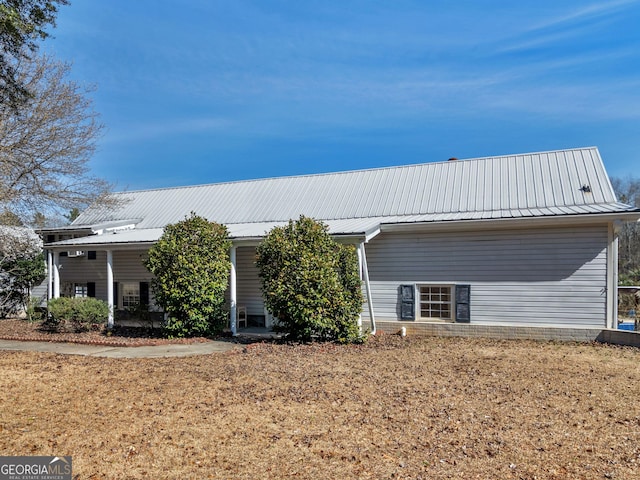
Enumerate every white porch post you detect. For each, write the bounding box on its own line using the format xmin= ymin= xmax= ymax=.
xmin=606 ymin=222 xmax=621 ymax=329
xmin=359 ymin=241 xmax=376 ymax=335
xmin=230 ymin=246 xmax=237 ymax=336
xmin=106 ymin=250 xmax=114 ymax=329
xmin=47 ymin=250 xmax=53 ymax=300
xmin=356 ymin=244 xmax=363 ymax=331
xmin=52 ymin=251 xmax=60 ymax=298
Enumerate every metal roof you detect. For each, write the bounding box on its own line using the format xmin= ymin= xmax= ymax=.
xmin=49 ymin=147 xmax=637 ymax=247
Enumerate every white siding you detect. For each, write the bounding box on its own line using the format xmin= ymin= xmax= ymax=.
xmin=58 ymin=247 xmax=266 ymax=317
xmin=236 ymin=247 xmax=265 ymax=317
xmin=58 ymin=250 xmax=109 ymax=300
xmin=363 ymin=225 xmax=608 ymax=327
xmin=112 ymin=250 xmax=153 ymax=282
xmin=58 ymin=249 xmax=155 ymax=308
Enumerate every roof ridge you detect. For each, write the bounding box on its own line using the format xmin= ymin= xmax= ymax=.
xmin=112 ymin=146 xmax=599 ymax=195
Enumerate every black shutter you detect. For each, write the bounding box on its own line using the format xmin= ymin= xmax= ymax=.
xmin=140 ymin=282 xmax=149 ymax=306
xmin=399 ymin=284 xmax=415 ymax=320
xmin=113 ymin=282 xmax=118 ymax=309
xmin=88 ymin=251 xmax=97 ymax=260
xmin=455 ymin=284 xmax=471 ymax=323
xmin=87 ymin=282 xmax=96 ymax=298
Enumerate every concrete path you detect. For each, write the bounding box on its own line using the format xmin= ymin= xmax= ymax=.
xmin=0 ymin=339 xmax=239 ymax=358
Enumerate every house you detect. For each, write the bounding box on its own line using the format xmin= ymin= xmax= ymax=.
xmin=41 ymin=147 xmax=640 ymax=338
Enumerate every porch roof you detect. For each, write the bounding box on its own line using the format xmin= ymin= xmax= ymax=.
xmin=45 ymin=202 xmax=639 ymax=249
xmin=44 ymin=217 xmax=384 ymax=248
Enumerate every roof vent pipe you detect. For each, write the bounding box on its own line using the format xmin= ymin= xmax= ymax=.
xmin=448 ymin=157 xmax=458 ymax=161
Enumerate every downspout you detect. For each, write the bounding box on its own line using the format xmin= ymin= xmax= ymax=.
xmin=359 ymin=241 xmax=376 ymax=335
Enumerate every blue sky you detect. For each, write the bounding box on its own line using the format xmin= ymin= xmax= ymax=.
xmin=43 ymin=0 xmax=640 ymax=191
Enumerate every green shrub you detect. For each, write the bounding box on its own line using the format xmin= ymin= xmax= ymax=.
xmin=256 ymin=215 xmax=364 ymax=343
xmin=26 ymin=295 xmax=47 ymax=322
xmin=144 ymin=213 xmax=231 ymax=338
xmin=48 ymin=297 xmax=109 ymax=332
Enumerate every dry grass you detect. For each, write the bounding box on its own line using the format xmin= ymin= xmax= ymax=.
xmin=1 ymin=335 xmax=640 ymax=479
xmin=0 ymin=319 xmax=211 ymax=346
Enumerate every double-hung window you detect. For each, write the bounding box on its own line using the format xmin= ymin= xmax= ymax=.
xmin=122 ymin=282 xmax=140 ymax=309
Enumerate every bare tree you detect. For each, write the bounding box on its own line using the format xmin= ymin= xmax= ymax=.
xmin=612 ymin=176 xmax=640 ymax=284
xmin=0 ymin=53 xmax=111 ymax=222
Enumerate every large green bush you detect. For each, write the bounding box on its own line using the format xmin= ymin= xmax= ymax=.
xmin=48 ymin=297 xmax=109 ymax=332
xmin=144 ymin=213 xmax=231 ymax=337
xmin=256 ymin=215 xmax=363 ymax=343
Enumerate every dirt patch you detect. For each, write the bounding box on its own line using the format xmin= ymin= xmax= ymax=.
xmin=0 ymin=318 xmax=212 ymax=346
xmin=1 ymin=335 xmax=639 ymax=479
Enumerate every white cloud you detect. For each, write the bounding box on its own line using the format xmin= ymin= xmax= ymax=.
xmin=104 ymin=117 xmax=234 ymax=144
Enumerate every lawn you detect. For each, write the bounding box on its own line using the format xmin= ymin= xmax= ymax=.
xmin=1 ymin=335 xmax=640 ymax=479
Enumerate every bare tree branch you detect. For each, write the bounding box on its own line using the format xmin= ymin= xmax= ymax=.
xmin=612 ymin=176 xmax=640 ymax=284
xmin=0 ymin=53 xmax=112 ymax=222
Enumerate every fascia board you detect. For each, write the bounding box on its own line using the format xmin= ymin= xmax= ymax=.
xmin=380 ymin=211 xmax=640 ymax=234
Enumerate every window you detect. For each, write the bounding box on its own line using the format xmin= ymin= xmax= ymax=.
xmin=74 ymin=283 xmax=87 ymax=297
xmin=418 ymin=285 xmax=453 ymax=321
xmin=88 ymin=251 xmax=97 ymax=260
xmin=122 ymin=282 xmax=140 ymax=309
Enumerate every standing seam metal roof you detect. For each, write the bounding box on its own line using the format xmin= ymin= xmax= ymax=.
xmin=72 ymin=147 xmax=632 ymax=231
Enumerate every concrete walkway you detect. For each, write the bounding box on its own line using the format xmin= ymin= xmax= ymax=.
xmin=0 ymin=339 xmax=239 ymax=358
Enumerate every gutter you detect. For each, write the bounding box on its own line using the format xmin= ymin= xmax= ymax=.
xmin=380 ymin=210 xmax=640 ymax=234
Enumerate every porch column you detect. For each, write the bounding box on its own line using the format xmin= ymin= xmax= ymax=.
xmin=606 ymin=222 xmax=621 ymax=329
xmin=230 ymin=246 xmax=237 ymax=336
xmin=359 ymin=241 xmax=376 ymax=335
xmin=356 ymin=244 xmax=363 ymax=330
xmin=106 ymin=250 xmax=114 ymax=329
xmin=52 ymin=251 xmax=60 ymax=298
xmin=47 ymin=250 xmax=53 ymax=300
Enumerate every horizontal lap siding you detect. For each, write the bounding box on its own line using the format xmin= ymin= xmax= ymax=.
xmin=57 ymin=248 xmax=267 ymax=315
xmin=58 ymin=251 xmax=109 ymax=300
xmin=113 ymin=251 xmax=159 ymax=310
xmin=236 ymin=247 xmax=265 ymax=316
xmin=113 ymin=251 xmax=152 ymax=281
xmin=58 ymin=250 xmax=155 ymax=307
xmin=363 ymin=225 xmax=608 ymax=327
